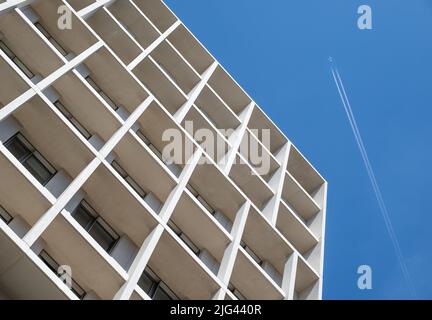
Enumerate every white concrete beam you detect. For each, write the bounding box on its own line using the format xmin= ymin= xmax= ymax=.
xmin=174 ymin=61 xmax=218 ymax=123
xmin=219 ymin=101 xmax=255 ymax=175
xmin=262 ymin=142 xmax=291 ymax=225
xmin=127 ymin=21 xmax=181 ymax=71
xmin=77 ymin=0 xmax=116 ymax=20
xmin=282 ymin=252 xmax=298 ymax=300
xmin=217 ymin=201 xmax=250 ymax=286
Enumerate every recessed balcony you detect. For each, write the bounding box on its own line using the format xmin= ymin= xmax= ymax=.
xmin=170 ymin=191 xmax=232 ymax=271
xmin=0 ymin=226 xmax=72 ymax=299
xmin=78 ymin=163 xmax=160 ymax=250
xmin=0 ymin=10 xmax=63 ymax=79
xmin=150 ymin=40 xmax=200 ymax=95
xmin=287 ymin=145 xmax=325 ymax=204
xmin=21 ymin=0 xmax=97 ymax=57
xmin=86 ymin=8 xmax=141 ymax=66
xmin=38 ymin=214 xmax=126 ymax=299
xmin=194 ymin=84 xmax=241 ymax=134
xmin=239 ymin=129 xmax=280 ymax=183
xmin=230 ymin=246 xmax=285 ymax=300
xmin=110 ymin=129 xmax=177 ymax=212
xmin=0 ymin=150 xmax=51 ymax=228
xmin=0 ymin=56 xmax=30 ymax=107
xmin=132 ymin=0 xmax=177 ymax=33
xmin=208 ymin=65 xmax=251 ymax=116
xmin=188 ymin=157 xmax=246 ymax=231
xmin=295 ymin=256 xmax=319 ymax=299
xmin=241 ymin=207 xmax=294 ymax=286
xmin=133 ymin=56 xmax=187 ymax=115
xmin=282 ymin=171 xmax=321 ymax=222
xmin=46 ymin=70 xmax=122 ymax=144
xmin=144 ymin=230 xmax=220 ymax=299
xmin=167 ymin=24 xmax=214 ymax=75
xmin=134 ymin=100 xmax=193 ymax=177
xmin=247 ymin=107 xmax=287 ymax=156
xmin=6 ymin=95 xmax=95 ymax=180
xmin=66 ymin=0 xmax=95 ymax=12
xmin=75 ymin=47 xmax=150 ymax=115
xmin=229 ymin=154 xmax=274 ymax=211
xmin=182 ymin=105 xmax=230 ymax=163
xmin=107 ymin=0 xmax=159 ymax=50
xmin=276 ymin=200 xmax=318 ymax=254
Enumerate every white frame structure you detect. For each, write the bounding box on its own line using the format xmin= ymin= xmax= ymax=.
xmin=0 ymin=0 xmax=327 ymax=300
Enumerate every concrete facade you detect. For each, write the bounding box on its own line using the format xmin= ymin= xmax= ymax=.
xmin=0 ymin=0 xmax=327 ymax=300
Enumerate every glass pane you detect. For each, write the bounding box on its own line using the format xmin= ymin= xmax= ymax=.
xmin=49 ymin=38 xmax=68 ymax=56
xmin=111 ymin=160 xmax=127 ymax=178
xmin=54 ymin=101 xmax=72 ymax=119
xmin=137 ymin=272 xmax=156 ymax=295
xmin=72 ymin=204 xmax=95 ymax=230
xmin=180 ymin=233 xmax=200 ymax=255
xmin=39 ymin=250 xmax=60 ymax=273
xmin=85 ymin=76 xmax=100 ymax=92
xmin=136 ymin=130 xmax=150 ymax=145
xmin=153 ymin=284 xmax=176 ymax=300
xmin=244 ymin=245 xmax=262 ymax=265
xmin=99 ymin=91 xmax=117 ymax=110
xmin=24 ymin=155 xmax=53 ymax=185
xmin=125 ymin=176 xmax=146 ymax=198
xmin=70 ymin=118 xmax=91 ymax=140
xmin=0 ymin=41 xmax=15 ymax=59
xmin=5 ymin=136 xmax=31 ymax=162
xmin=88 ymin=221 xmax=116 ymax=252
xmin=0 ymin=206 xmax=12 ymax=224
xmin=13 ymin=57 xmax=34 ymax=78
xmin=35 ymin=23 xmax=51 ymax=38
xmin=71 ymin=280 xmax=86 ymax=299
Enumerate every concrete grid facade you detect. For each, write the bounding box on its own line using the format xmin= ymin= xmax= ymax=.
xmin=0 ymin=0 xmax=327 ymax=300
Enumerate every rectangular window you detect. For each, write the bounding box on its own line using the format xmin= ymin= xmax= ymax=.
xmin=167 ymin=220 xmax=200 ymax=255
xmin=84 ymin=76 xmax=118 ymax=111
xmin=240 ymin=240 xmax=262 ymax=266
xmin=186 ymin=184 xmax=215 ymax=215
xmin=136 ymin=130 xmax=164 ymax=161
xmin=71 ymin=200 xmax=119 ymax=253
xmin=4 ymin=133 xmax=56 ymax=186
xmin=38 ymin=250 xmax=86 ymax=299
xmin=53 ymin=100 xmax=91 ymax=140
xmin=0 ymin=40 xmax=34 ymax=78
xmin=228 ymin=283 xmax=246 ymax=300
xmin=111 ymin=160 xmax=147 ymax=198
xmin=137 ymin=267 xmax=178 ymax=300
xmin=0 ymin=206 xmax=12 ymax=224
xmin=35 ymin=22 xmax=68 ymax=56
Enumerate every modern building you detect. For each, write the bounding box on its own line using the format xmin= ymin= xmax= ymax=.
xmin=0 ymin=0 xmax=327 ymax=300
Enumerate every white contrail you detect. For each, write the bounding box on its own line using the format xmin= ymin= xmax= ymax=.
xmin=330 ymin=59 xmax=417 ymax=298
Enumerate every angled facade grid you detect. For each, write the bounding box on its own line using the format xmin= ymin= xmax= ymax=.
xmin=0 ymin=0 xmax=327 ymax=300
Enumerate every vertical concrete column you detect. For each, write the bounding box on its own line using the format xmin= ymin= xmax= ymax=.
xmin=262 ymin=142 xmax=291 ymax=225
xmin=219 ymin=101 xmax=255 ymax=175
xmin=174 ymin=61 xmax=218 ymax=123
xmin=216 ymin=201 xmax=251 ymax=299
xmin=281 ymin=252 xmax=299 ymax=300
xmin=127 ymin=20 xmax=182 ymax=70
xmin=305 ymin=182 xmax=328 ymax=299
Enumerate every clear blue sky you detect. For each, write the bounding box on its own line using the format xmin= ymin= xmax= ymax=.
xmin=165 ymin=0 xmax=432 ymax=299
